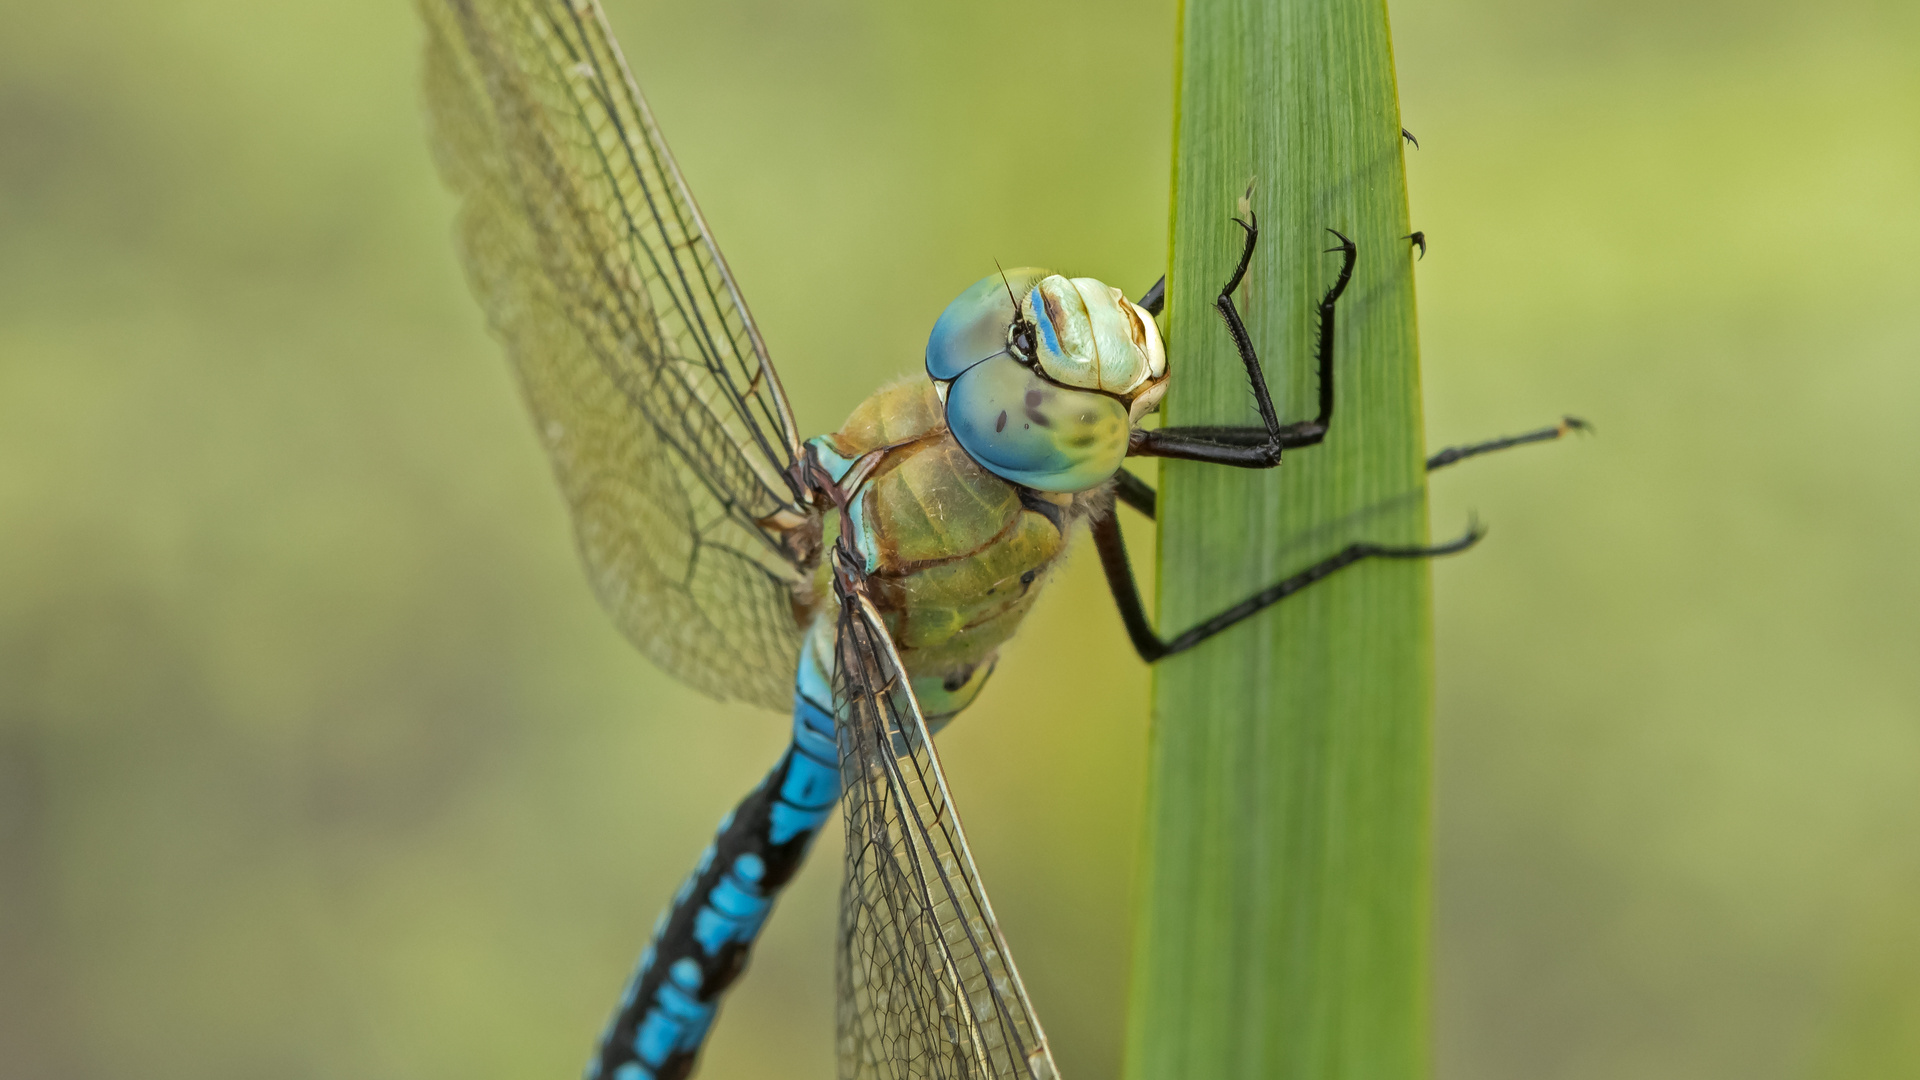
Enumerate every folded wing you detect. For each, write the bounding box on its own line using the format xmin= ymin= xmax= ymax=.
xmin=833 ymin=564 xmax=1060 ymax=1080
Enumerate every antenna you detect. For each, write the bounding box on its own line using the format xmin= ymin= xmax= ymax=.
xmin=995 ymin=259 xmax=1038 ymax=364
xmin=994 ymin=259 xmax=1020 ymax=314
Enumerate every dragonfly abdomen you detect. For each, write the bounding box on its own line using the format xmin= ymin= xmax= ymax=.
xmin=589 ymin=655 xmax=840 ymax=1080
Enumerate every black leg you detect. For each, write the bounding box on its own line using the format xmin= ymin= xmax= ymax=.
xmin=1405 ymin=231 xmax=1426 ymax=260
xmin=1130 ymin=217 xmax=1357 ymax=467
xmin=1427 ymin=416 xmax=1591 ymax=472
xmin=1111 ymin=468 xmax=1157 ymax=519
xmin=1092 ymin=508 xmax=1483 ymax=663
xmin=1115 ymin=414 xmax=1592 ymax=521
xmin=1401 ymin=127 xmax=1419 ymax=149
xmin=1137 ymin=276 xmax=1166 ymax=316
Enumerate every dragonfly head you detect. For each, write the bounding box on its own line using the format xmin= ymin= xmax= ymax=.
xmin=926 ymin=269 xmax=1168 ymax=493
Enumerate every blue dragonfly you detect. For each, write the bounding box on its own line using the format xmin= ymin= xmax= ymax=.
xmin=417 ymin=1 xmax=1584 ymax=1077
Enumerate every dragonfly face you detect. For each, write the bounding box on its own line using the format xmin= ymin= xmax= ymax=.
xmin=927 ymin=269 xmax=1168 ymax=493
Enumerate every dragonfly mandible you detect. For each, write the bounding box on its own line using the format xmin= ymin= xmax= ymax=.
xmin=417 ymin=2 xmax=1585 ymax=1078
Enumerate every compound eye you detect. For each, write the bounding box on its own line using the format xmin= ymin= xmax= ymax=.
xmin=944 ymin=352 xmax=1131 ymax=492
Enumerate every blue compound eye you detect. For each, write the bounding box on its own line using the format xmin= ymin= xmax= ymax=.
xmin=926 ymin=268 xmax=1049 ymax=381
xmin=944 ymin=352 xmax=1130 ymax=493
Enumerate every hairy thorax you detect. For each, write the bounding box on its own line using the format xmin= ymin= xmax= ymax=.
xmin=806 ymin=379 xmax=1106 ymax=722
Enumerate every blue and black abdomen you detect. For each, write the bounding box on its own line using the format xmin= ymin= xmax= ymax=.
xmin=588 ymin=668 xmax=839 ymax=1080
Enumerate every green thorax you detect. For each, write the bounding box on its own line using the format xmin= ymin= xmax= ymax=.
xmin=807 ymin=379 xmax=1098 ymax=722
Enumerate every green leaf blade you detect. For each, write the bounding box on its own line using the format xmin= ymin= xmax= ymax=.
xmin=1129 ymin=1 xmax=1432 ymax=1078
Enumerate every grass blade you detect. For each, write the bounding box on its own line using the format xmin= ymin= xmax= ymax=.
xmin=1127 ymin=1 xmax=1431 ymax=1078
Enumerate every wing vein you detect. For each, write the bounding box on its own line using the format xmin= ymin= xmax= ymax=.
xmin=420 ymin=0 xmax=816 ymax=711
xmin=833 ymin=576 xmax=1059 ymax=1080
xmin=526 ymin=7 xmax=794 ymax=539
xmin=553 ymin=0 xmax=802 ymax=506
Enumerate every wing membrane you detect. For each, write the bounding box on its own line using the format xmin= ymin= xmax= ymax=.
xmin=833 ymin=573 xmax=1060 ymax=1080
xmin=421 ymin=0 xmax=812 ymax=710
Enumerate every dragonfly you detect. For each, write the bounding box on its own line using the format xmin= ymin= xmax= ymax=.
xmin=417 ymin=2 xmax=1585 ymax=1077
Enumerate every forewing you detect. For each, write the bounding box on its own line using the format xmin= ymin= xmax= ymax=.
xmin=420 ymin=0 xmax=812 ymax=710
xmin=832 ymin=581 xmax=1061 ymax=1080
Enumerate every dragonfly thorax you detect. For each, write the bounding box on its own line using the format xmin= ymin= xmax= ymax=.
xmin=805 ymin=379 xmax=1100 ymax=719
xmin=926 ymin=269 xmax=1167 ymax=493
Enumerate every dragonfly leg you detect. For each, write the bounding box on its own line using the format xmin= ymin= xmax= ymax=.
xmin=1091 ymin=508 xmax=1483 ymax=662
xmin=1109 ymin=414 xmax=1590 ymax=525
xmin=1137 ymin=275 xmax=1166 ymax=315
xmin=1128 ymin=220 xmax=1357 ymax=467
xmin=1427 ymin=415 xmax=1593 ymax=472
xmin=1111 ymin=468 xmax=1158 ymax=518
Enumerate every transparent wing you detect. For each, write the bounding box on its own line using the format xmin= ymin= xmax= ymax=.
xmin=832 ymin=570 xmax=1061 ymax=1080
xmin=420 ymin=0 xmax=814 ymax=711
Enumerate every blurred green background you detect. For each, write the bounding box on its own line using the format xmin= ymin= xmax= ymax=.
xmin=2 ymin=0 xmax=1916 ymax=1077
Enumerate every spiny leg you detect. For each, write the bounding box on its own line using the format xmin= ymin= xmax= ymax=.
xmin=1108 ymin=194 xmax=1581 ymax=657
xmin=1427 ymin=416 xmax=1591 ymax=472
xmin=1110 ymin=413 xmax=1590 ymax=524
xmin=1097 ymin=409 xmax=1586 ymax=658
xmin=1128 ymin=208 xmax=1357 ymax=467
xmin=1092 ymin=507 xmax=1481 ymax=663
